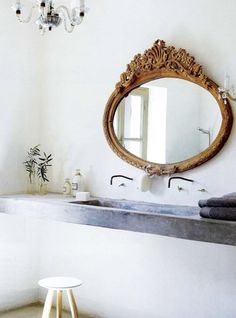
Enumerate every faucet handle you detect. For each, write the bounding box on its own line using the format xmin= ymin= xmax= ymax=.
xmin=198 ymin=188 xmax=206 ymax=192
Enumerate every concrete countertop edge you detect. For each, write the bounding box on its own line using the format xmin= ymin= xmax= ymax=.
xmin=0 ymin=194 xmax=235 ymax=247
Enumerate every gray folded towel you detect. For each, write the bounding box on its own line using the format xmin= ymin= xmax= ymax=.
xmin=200 ymin=207 xmax=236 ymax=221
xmin=199 ymin=192 xmax=236 ymax=208
xmin=199 ymin=198 xmax=236 ymax=208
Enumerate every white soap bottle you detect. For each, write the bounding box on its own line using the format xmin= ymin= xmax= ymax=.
xmin=63 ymin=178 xmax=71 ymax=196
xmin=72 ymin=169 xmax=84 ymax=197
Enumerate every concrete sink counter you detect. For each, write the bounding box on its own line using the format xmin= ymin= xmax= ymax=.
xmin=0 ymin=193 xmax=236 ymax=246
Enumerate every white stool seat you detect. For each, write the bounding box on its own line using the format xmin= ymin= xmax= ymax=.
xmin=39 ymin=276 xmax=82 ymax=290
xmin=39 ymin=276 xmax=82 ymax=318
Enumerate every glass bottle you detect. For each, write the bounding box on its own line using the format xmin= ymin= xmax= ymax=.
xmin=72 ymin=169 xmax=84 ymax=197
xmin=63 ymin=178 xmax=72 ymax=196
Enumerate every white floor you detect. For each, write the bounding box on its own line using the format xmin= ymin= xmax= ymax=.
xmin=0 ymin=305 xmax=72 ymax=318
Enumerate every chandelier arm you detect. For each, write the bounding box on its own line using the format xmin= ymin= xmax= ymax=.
xmin=64 ymin=23 xmax=75 ymax=33
xmin=73 ymin=14 xmax=84 ymax=26
xmin=38 ymin=5 xmax=46 ymax=20
xmin=55 ymin=5 xmax=73 ymax=22
xmin=18 ymin=5 xmax=37 ymax=23
xmin=61 ymin=12 xmax=75 ymax=33
xmin=56 ymin=7 xmax=76 ymax=33
xmin=40 ymin=28 xmax=46 ymax=36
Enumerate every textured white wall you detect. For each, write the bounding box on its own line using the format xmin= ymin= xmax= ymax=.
xmin=2 ymin=1 xmax=236 ymax=317
xmin=0 ymin=215 xmax=40 ymax=311
xmin=0 ymin=2 xmax=42 ymax=194
xmin=37 ymin=1 xmax=236 ymax=317
xmin=0 ymin=2 xmax=42 ymax=311
xmin=41 ymin=0 xmax=236 ymax=206
xmin=39 ymin=221 xmax=236 ymax=318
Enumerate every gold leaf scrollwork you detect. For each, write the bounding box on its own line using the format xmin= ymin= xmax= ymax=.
xmin=115 ymin=40 xmax=211 ymax=92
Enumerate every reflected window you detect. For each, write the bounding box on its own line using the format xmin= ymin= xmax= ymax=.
xmin=113 ymin=78 xmax=222 ymax=164
xmin=114 ymin=88 xmax=148 ymax=158
xmin=145 ymin=85 xmax=167 ymax=163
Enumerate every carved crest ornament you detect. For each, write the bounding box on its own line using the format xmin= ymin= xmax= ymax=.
xmin=103 ymin=40 xmax=233 ymax=176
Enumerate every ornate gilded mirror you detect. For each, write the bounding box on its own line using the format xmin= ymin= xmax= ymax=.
xmin=103 ymin=40 xmax=233 ymax=175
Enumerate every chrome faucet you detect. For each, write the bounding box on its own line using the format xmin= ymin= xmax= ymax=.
xmin=110 ymin=175 xmax=133 ymax=185
xmin=197 ymin=127 xmax=211 ymax=146
xmin=168 ymin=176 xmax=194 ymax=189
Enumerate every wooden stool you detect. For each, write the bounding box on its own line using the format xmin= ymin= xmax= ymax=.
xmin=38 ymin=276 xmax=82 ymax=318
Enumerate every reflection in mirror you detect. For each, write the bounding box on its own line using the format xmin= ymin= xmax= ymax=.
xmin=114 ymin=78 xmax=222 ymax=164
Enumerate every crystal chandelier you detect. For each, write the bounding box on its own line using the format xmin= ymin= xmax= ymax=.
xmin=12 ymin=0 xmax=87 ymax=34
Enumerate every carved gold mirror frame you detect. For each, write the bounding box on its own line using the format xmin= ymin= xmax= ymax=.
xmin=103 ymin=40 xmax=233 ymax=175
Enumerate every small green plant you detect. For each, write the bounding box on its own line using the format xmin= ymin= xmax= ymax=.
xmin=37 ymin=152 xmax=53 ymax=183
xmin=23 ymin=145 xmax=40 ymax=184
xmin=24 ymin=145 xmax=53 ymax=185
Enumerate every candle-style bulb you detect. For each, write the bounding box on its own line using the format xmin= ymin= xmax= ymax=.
xmin=80 ymin=0 xmax=85 ymax=10
xmin=71 ymin=0 xmax=80 ymax=8
xmin=224 ymin=73 xmax=230 ymax=91
xmin=12 ymin=0 xmax=22 ymax=12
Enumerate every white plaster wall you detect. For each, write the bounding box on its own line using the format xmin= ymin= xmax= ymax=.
xmin=2 ymin=1 xmax=236 ymax=317
xmin=0 ymin=2 xmax=42 ymax=311
xmin=0 ymin=215 xmax=40 ymax=312
xmin=36 ymin=1 xmax=236 ymax=317
xmin=41 ymin=0 xmax=236 ymax=206
xmin=0 ymin=2 xmax=42 ymax=194
xmin=39 ymin=221 xmax=236 ymax=318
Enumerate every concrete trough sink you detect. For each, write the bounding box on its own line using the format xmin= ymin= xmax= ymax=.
xmin=70 ymin=198 xmax=199 ymax=217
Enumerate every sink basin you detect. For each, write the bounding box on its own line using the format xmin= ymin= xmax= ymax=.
xmin=70 ymin=198 xmax=199 ymax=216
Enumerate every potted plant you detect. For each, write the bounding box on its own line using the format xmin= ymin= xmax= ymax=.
xmin=24 ymin=145 xmax=53 ymax=195
xmin=23 ymin=145 xmax=40 ymax=194
xmin=37 ymin=152 xmax=53 ymax=195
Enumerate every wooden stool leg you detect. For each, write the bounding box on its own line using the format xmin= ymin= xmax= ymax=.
xmin=57 ymin=290 xmax=63 ymax=318
xmin=67 ymin=289 xmax=79 ymax=318
xmin=42 ymin=290 xmax=54 ymax=318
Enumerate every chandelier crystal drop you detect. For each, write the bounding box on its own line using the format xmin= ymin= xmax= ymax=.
xmin=12 ymin=0 xmax=88 ymax=34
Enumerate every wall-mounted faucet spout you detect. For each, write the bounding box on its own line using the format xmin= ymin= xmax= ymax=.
xmin=110 ymin=175 xmax=133 ymax=185
xmin=168 ymin=176 xmax=194 ymax=189
xmin=197 ymin=127 xmax=211 ymax=146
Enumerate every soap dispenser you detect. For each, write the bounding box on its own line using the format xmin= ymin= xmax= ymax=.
xmin=63 ymin=178 xmax=72 ymax=196
xmin=72 ymin=169 xmax=84 ymax=197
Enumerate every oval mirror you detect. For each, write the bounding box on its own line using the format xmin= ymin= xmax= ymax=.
xmin=114 ymin=78 xmax=221 ymax=164
xmin=104 ymin=40 xmax=233 ymax=175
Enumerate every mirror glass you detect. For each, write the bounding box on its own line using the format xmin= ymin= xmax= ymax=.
xmin=114 ymin=78 xmax=222 ymax=164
